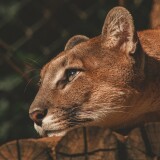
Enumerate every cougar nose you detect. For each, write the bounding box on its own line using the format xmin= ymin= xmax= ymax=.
xmin=29 ymin=109 xmax=47 ymax=126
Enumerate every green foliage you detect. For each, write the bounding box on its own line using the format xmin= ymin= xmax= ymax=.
xmin=0 ymin=74 xmax=22 ymax=91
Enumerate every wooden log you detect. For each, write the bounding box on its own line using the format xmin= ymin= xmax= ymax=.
xmin=0 ymin=123 xmax=160 ymax=160
xmin=126 ymin=127 xmax=151 ymax=160
xmin=0 ymin=137 xmax=60 ymax=160
xmin=144 ymin=123 xmax=160 ymax=157
xmin=126 ymin=122 xmax=160 ymax=160
xmin=56 ymin=127 xmax=119 ymax=160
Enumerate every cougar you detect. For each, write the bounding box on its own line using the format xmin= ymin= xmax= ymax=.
xmin=29 ymin=7 xmax=160 ymax=137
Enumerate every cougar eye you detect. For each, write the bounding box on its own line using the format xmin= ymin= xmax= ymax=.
xmin=66 ymin=69 xmax=80 ymax=82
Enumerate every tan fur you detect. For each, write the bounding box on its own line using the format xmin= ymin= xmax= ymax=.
xmin=29 ymin=7 xmax=160 ymax=137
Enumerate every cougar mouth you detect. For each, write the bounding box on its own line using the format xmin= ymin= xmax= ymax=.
xmin=45 ymin=129 xmax=67 ymax=137
xmin=34 ymin=123 xmax=68 ymax=137
xmin=34 ymin=111 xmax=94 ymax=137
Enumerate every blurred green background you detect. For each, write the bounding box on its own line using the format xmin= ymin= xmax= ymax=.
xmin=0 ymin=0 xmax=155 ymax=145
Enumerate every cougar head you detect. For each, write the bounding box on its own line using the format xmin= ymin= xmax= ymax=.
xmin=29 ymin=7 xmax=145 ymax=137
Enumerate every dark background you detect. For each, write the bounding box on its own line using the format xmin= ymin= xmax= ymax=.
xmin=0 ymin=0 xmax=157 ymax=145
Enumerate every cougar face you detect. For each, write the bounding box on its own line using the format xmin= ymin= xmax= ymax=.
xmin=29 ymin=7 xmax=147 ymax=137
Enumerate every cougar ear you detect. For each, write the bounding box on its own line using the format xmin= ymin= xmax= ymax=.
xmin=65 ymin=35 xmax=89 ymax=50
xmin=102 ymin=7 xmax=137 ymax=54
